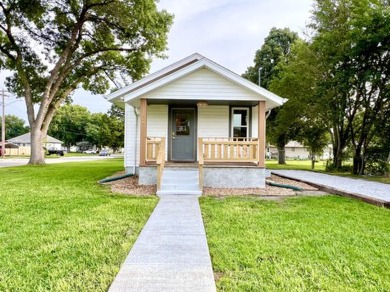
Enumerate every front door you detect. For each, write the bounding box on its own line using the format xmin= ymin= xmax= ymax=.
xmin=171 ymin=108 xmax=196 ymax=161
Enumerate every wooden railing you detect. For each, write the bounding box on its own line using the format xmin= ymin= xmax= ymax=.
xmin=197 ymin=138 xmax=204 ymax=190
xmin=198 ymin=137 xmax=259 ymax=163
xmin=146 ymin=137 xmax=164 ymax=162
xmin=156 ymin=137 xmax=166 ymax=191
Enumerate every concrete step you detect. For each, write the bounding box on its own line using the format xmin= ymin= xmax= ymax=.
xmin=162 ymin=171 xmax=198 ymax=179
xmin=156 ymin=189 xmax=202 ymax=197
xmin=162 ymin=176 xmax=198 ymax=184
xmin=159 ymin=168 xmax=201 ymax=196
xmin=161 ymin=183 xmax=200 ymax=191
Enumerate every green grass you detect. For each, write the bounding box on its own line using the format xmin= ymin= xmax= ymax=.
xmin=0 ymin=159 xmax=157 ymax=291
xmin=201 ymin=196 xmax=390 ymax=291
xmin=266 ymin=160 xmax=327 ymax=171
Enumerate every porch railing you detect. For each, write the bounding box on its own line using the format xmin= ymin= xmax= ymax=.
xmin=156 ymin=138 xmax=166 ymax=191
xmin=146 ymin=137 xmax=165 ymax=190
xmin=198 ymin=137 xmax=259 ymax=163
xmin=197 ymin=138 xmax=204 ymax=189
xmin=146 ymin=137 xmax=164 ymax=162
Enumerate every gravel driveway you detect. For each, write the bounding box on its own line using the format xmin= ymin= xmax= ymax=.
xmin=272 ymin=170 xmax=390 ymax=203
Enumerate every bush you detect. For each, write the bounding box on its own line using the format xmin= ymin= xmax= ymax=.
xmin=365 ymin=147 xmax=389 ymax=176
xmin=325 ymin=160 xmax=353 ymax=172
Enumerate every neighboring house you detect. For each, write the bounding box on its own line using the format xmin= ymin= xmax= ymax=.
xmin=269 ymin=141 xmax=310 ymax=160
xmin=106 ymin=53 xmax=284 ymax=190
xmin=268 ymin=141 xmax=333 ymax=160
xmin=0 ymin=142 xmax=19 ymax=156
xmin=7 ymin=132 xmax=63 ymax=155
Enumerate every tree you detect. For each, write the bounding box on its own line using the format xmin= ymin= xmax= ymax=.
xmin=243 ymin=27 xmax=298 ymax=88
xmin=269 ymin=40 xmax=329 ymax=169
xmin=0 ymin=0 xmax=173 ymax=164
xmin=85 ymin=111 xmax=124 ymax=152
xmin=310 ymin=0 xmax=390 ymax=174
xmin=0 ymin=114 xmax=29 ymax=140
xmin=243 ymin=28 xmax=299 ymax=164
xmin=48 ymin=104 xmax=91 ymax=151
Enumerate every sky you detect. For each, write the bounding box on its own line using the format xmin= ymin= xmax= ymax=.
xmin=1 ymin=0 xmax=313 ymax=124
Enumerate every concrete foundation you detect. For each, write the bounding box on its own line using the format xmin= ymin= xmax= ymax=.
xmin=139 ymin=166 xmax=157 ymax=185
xmin=125 ymin=166 xmax=139 ymax=175
xmin=138 ymin=165 xmax=266 ymax=189
xmin=204 ymin=167 xmax=266 ymax=188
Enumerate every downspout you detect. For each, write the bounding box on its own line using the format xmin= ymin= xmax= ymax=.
xmin=133 ymin=106 xmax=140 ymax=175
xmin=258 ymin=66 xmax=262 ymax=87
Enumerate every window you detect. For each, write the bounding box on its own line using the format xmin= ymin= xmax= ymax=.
xmin=231 ymin=107 xmax=249 ymax=138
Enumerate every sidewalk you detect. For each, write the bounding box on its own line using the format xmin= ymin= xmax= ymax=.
xmin=272 ymin=170 xmax=390 ymax=208
xmin=108 ymin=195 xmax=216 ymax=292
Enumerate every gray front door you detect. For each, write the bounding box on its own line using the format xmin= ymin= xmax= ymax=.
xmin=171 ymin=108 xmax=196 ymax=161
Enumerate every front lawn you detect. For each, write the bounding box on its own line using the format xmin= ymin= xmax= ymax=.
xmin=266 ymin=159 xmax=327 ymax=171
xmin=201 ymin=196 xmax=390 ymax=291
xmin=0 ymin=159 xmax=157 ymax=291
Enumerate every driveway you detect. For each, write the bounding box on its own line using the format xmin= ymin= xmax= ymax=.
xmin=0 ymin=155 xmax=117 ymax=168
xmin=272 ymin=170 xmax=390 ymax=207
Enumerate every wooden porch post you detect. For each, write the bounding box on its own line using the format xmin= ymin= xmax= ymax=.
xmin=258 ymin=101 xmax=266 ymax=167
xmin=139 ymin=98 xmax=147 ymax=166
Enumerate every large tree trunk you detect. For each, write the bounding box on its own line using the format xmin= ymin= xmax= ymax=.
xmin=352 ymin=145 xmax=365 ymax=175
xmin=28 ymin=126 xmax=47 ymax=165
xmin=332 ymin=144 xmax=343 ymax=170
xmin=277 ymin=147 xmax=286 ymax=164
xmin=311 ymin=151 xmax=315 ymax=170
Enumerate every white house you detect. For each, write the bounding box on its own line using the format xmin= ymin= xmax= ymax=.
xmin=106 ymin=53 xmax=285 ymax=194
xmin=268 ymin=141 xmax=333 ymax=160
xmin=7 ymin=132 xmax=63 ymax=155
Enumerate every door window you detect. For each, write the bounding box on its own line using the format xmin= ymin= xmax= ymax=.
xmin=175 ymin=114 xmax=190 ymax=135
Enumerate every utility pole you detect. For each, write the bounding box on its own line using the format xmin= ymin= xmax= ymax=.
xmin=1 ymin=89 xmax=10 ymax=159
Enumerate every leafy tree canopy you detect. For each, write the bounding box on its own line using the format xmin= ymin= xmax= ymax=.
xmin=0 ymin=114 xmax=29 ymax=140
xmin=242 ymin=27 xmax=298 ymax=89
xmin=0 ymin=0 xmax=173 ymax=164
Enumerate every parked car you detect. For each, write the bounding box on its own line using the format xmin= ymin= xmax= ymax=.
xmin=99 ymin=150 xmax=111 ymax=156
xmin=83 ymin=149 xmax=97 ymax=154
xmin=47 ymin=147 xmax=65 ymax=156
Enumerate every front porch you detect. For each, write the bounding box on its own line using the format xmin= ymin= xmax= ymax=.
xmin=140 ymin=136 xmax=267 ymax=193
xmin=105 ymin=54 xmax=286 ymax=192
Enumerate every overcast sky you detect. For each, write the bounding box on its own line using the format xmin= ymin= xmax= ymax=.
xmin=1 ymin=0 xmax=313 ymax=124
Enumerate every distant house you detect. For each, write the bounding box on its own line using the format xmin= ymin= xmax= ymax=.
xmin=7 ymin=132 xmax=63 ymax=155
xmin=268 ymin=141 xmax=332 ymax=160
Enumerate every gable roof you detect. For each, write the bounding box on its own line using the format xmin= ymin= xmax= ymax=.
xmin=8 ymin=132 xmax=63 ymax=144
xmin=106 ymin=53 xmax=285 ymax=110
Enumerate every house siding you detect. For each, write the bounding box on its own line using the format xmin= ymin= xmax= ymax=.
xmin=124 ymin=103 xmax=139 ymax=173
xmin=143 ymin=68 xmax=260 ymax=101
xmin=198 ymin=105 xmax=229 ymax=138
xmin=147 ymin=104 xmax=169 ymax=160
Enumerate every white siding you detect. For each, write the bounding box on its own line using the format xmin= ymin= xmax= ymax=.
xmin=143 ymin=68 xmax=260 ymax=101
xmin=147 ymin=105 xmax=169 ymax=159
xmin=124 ymin=103 xmax=138 ymax=172
xmin=198 ymin=106 xmax=229 ymax=138
xmin=252 ymin=106 xmax=258 ymax=138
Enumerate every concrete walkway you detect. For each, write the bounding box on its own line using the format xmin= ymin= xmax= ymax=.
xmin=108 ymin=195 xmax=216 ymax=292
xmin=272 ymin=170 xmax=390 ymax=207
